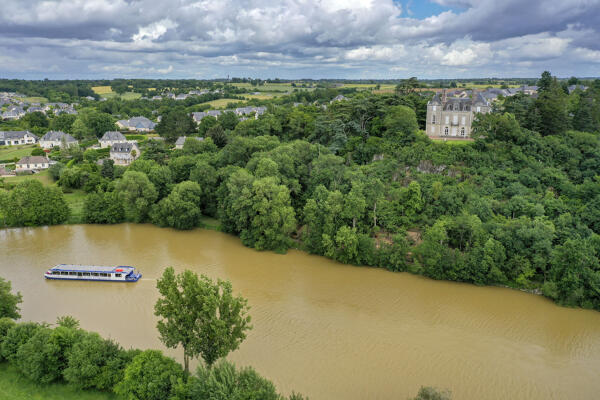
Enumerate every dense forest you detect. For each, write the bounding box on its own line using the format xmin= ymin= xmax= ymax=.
xmin=2 ymin=73 xmax=600 ymax=311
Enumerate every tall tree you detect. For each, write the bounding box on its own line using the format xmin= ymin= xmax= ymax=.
xmin=156 ymin=108 xmax=197 ymax=143
xmin=154 ymin=267 xmax=251 ymax=373
xmin=0 ymin=277 xmax=22 ymax=320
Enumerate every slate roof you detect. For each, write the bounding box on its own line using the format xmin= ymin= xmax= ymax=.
xmin=0 ymin=131 xmax=37 ymax=140
xmin=120 ymin=116 xmax=156 ymax=130
xmin=111 ymin=142 xmax=137 ymax=153
xmin=100 ymin=131 xmax=126 ymax=141
xmin=16 ymin=156 xmax=49 ymax=165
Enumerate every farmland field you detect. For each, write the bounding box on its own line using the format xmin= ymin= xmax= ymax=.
xmin=23 ymin=96 xmax=48 ymax=103
xmin=91 ymin=86 xmax=112 ymax=94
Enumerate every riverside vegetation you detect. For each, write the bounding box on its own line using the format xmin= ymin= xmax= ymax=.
xmin=0 ymin=274 xmax=447 ymax=400
xmin=1 ymin=72 xmax=600 ymax=312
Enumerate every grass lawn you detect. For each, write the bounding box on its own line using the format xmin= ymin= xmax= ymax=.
xmin=24 ymin=97 xmax=49 ymax=103
xmin=0 ymin=363 xmax=119 ymax=400
xmin=3 ymin=170 xmax=54 ymax=186
xmin=100 ymin=92 xmax=141 ymax=100
xmin=200 ymin=215 xmax=222 ymax=231
xmin=431 ymin=138 xmax=473 ymax=146
xmin=231 ymin=82 xmax=294 ymax=92
xmin=200 ymin=98 xmax=246 ymax=109
xmin=0 ymin=144 xmax=37 ymax=161
xmin=64 ymin=190 xmax=87 ymax=224
xmin=243 ymin=93 xmax=277 ymax=100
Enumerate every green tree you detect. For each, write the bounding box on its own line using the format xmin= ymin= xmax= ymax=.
xmin=115 ymin=171 xmax=158 ymax=222
xmin=115 ymin=350 xmax=183 ymax=400
xmin=0 ymin=318 xmax=16 ymax=359
xmin=0 ymin=277 xmax=22 ymax=320
xmin=63 ymin=331 xmax=136 ymax=390
xmin=84 ymin=191 xmax=126 ymax=224
xmin=0 ymin=180 xmax=69 ymax=227
xmin=207 ymin=124 xmax=228 ymax=148
xmin=101 ymin=159 xmax=115 ymax=179
xmin=219 ymin=111 xmax=239 ymax=130
xmin=156 ymin=108 xmax=196 ymax=143
xmin=1 ymin=322 xmax=42 ymax=362
xmin=50 ymin=113 xmax=77 ymax=133
xmin=382 ymin=105 xmax=419 ymax=144
xmin=151 ymin=181 xmax=202 ymax=230
xmin=154 ymin=267 xmax=251 ymax=373
xmin=22 ymin=111 xmax=49 ymax=129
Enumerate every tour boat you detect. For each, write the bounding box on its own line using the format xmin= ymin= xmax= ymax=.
xmin=44 ymin=264 xmax=142 ymax=282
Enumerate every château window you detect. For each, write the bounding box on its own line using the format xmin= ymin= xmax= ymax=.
xmin=444 ymin=127 xmax=449 ymax=136
xmin=461 ymin=127 xmax=465 ymax=136
xmin=432 ymin=115 xmax=436 ymax=124
xmin=476 ymin=106 xmax=481 ymax=112
xmin=461 ymin=116 xmax=466 ymax=125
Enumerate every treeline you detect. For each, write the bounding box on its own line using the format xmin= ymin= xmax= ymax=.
xmin=2 ymin=72 xmax=600 ymax=311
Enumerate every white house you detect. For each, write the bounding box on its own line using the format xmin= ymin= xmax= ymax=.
xmin=15 ymin=156 xmax=50 ymax=171
xmin=110 ymin=142 xmax=141 ymax=166
xmin=39 ymin=131 xmax=78 ymax=149
xmin=0 ymin=131 xmax=38 ymax=146
xmin=99 ymin=131 xmax=127 ymax=148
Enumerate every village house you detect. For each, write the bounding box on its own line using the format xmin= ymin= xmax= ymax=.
xmin=39 ymin=131 xmax=78 ymax=149
xmin=110 ymin=142 xmax=141 ymax=166
xmin=192 ymin=111 xmax=207 ymax=123
xmin=567 ymin=84 xmax=588 ymax=94
xmin=15 ymin=155 xmax=50 ymax=171
xmin=26 ymin=106 xmax=45 ymax=114
xmin=426 ymin=90 xmax=491 ymax=140
xmin=0 ymin=131 xmax=38 ymax=146
xmin=116 ymin=116 xmax=156 ymax=132
xmin=175 ymin=136 xmax=204 ymax=149
xmin=330 ymin=94 xmax=348 ymax=103
xmin=2 ymin=106 xmax=25 ymax=120
xmin=99 ymin=131 xmax=127 ymax=148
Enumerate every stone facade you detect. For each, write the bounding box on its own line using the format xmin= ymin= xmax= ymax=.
xmin=426 ymin=90 xmax=491 ymax=139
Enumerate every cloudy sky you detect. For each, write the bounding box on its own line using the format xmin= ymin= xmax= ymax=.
xmin=1 ymin=0 xmax=599 ymax=79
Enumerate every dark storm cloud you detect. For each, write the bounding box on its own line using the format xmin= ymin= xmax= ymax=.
xmin=0 ymin=0 xmax=599 ymax=78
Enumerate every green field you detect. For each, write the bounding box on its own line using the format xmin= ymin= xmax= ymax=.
xmin=200 ymin=98 xmax=246 ymax=109
xmin=64 ymin=190 xmax=87 ymax=224
xmin=0 ymin=363 xmax=119 ymax=400
xmin=24 ymin=97 xmax=49 ymax=104
xmin=0 ymin=144 xmax=37 ymax=161
xmin=231 ymin=82 xmax=295 ymax=92
xmin=243 ymin=93 xmax=277 ymax=100
xmin=101 ymin=92 xmax=141 ymax=100
xmin=2 ymin=169 xmax=54 ymax=186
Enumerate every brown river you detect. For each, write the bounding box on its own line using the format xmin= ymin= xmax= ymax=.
xmin=1 ymin=224 xmax=600 ymax=399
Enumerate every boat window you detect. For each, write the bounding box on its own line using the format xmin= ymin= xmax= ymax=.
xmin=115 ymin=274 xmax=121 ymax=277
xmin=69 ymin=272 xmax=76 ymax=275
xmin=61 ymin=272 xmax=68 ymax=275
xmin=83 ymin=272 xmax=91 ymax=276
xmin=77 ymin=272 xmax=83 ymax=277
xmin=53 ymin=271 xmax=61 ymax=275
xmin=92 ymin=273 xmax=99 ymax=276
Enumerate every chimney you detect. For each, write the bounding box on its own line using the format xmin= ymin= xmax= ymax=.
xmin=442 ymin=89 xmax=447 ymax=103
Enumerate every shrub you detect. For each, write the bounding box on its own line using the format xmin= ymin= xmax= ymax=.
xmin=0 ymin=318 xmax=17 ymax=360
xmin=114 ymin=350 xmax=183 ymax=400
xmin=189 ymin=360 xmax=279 ymax=400
xmin=16 ymin=326 xmax=86 ymax=384
xmin=63 ymin=331 xmax=135 ymax=390
xmin=0 ymin=322 xmax=42 ymax=362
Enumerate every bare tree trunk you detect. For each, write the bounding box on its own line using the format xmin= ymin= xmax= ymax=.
xmin=184 ymin=352 xmax=189 ymax=375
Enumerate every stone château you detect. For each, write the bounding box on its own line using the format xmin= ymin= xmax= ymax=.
xmin=426 ymin=90 xmax=491 ymax=139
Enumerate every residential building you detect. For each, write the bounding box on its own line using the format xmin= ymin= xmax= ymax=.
xmin=15 ymin=156 xmax=50 ymax=171
xmin=330 ymin=94 xmax=348 ymax=103
xmin=116 ymin=116 xmax=156 ymax=132
xmin=99 ymin=131 xmax=128 ymax=148
xmin=2 ymin=106 xmax=25 ymax=120
xmin=0 ymin=131 xmax=38 ymax=146
xmin=110 ymin=142 xmax=141 ymax=166
xmin=39 ymin=131 xmax=78 ymax=149
xmin=567 ymin=84 xmax=588 ymax=94
xmin=192 ymin=111 xmax=207 ymax=124
xmin=175 ymin=136 xmax=204 ymax=149
xmin=426 ymin=90 xmax=491 ymax=140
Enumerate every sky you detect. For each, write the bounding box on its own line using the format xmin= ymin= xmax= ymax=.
xmin=1 ymin=0 xmax=599 ymax=80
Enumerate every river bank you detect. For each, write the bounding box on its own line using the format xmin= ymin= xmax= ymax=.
xmin=2 ymin=224 xmax=600 ymax=399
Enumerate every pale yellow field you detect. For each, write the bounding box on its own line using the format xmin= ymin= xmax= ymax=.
xmin=200 ymin=98 xmax=246 ymax=108
xmin=91 ymin=86 xmax=112 ymax=94
xmin=244 ymin=94 xmax=276 ymax=100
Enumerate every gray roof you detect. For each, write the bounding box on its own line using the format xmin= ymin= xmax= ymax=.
xmin=40 ymin=131 xmax=77 ymax=142
xmin=121 ymin=116 xmax=156 ymax=130
xmin=101 ymin=131 xmax=126 ymax=141
xmin=111 ymin=142 xmax=138 ymax=153
xmin=16 ymin=156 xmax=49 ymax=165
xmin=0 ymin=130 xmax=37 ymax=140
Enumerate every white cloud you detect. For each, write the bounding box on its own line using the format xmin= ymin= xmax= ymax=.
xmin=132 ymin=19 xmax=178 ymax=42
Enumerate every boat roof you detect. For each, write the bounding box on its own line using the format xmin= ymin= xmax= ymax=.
xmin=51 ymin=264 xmax=135 ymax=273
